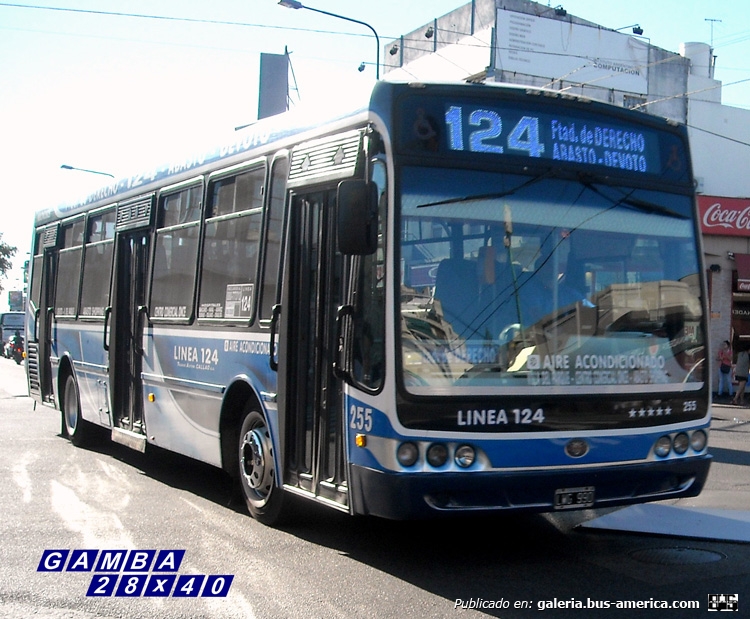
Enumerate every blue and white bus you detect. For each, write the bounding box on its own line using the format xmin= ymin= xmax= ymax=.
xmin=27 ymin=80 xmax=710 ymax=524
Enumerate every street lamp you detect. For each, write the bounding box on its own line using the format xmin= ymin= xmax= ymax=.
xmin=616 ymin=24 xmax=644 ymax=36
xmin=278 ymin=0 xmax=380 ymax=79
xmin=60 ymin=164 xmax=114 ymax=178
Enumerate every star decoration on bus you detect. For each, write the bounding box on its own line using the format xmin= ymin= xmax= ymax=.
xmin=628 ymin=406 xmax=672 ymax=418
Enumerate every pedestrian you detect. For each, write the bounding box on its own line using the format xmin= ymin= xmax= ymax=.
xmin=733 ymin=345 xmax=749 ymax=405
xmin=717 ymin=339 xmax=734 ymax=400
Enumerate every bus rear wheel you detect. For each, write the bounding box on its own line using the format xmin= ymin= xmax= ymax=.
xmin=238 ymin=409 xmax=286 ymax=525
xmin=62 ymin=374 xmax=91 ymax=447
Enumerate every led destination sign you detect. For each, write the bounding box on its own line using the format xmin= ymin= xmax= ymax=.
xmin=399 ymin=94 xmax=689 ymax=181
xmin=446 ymin=105 xmax=652 ymax=172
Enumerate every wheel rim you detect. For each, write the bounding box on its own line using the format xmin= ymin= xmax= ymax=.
xmin=240 ymin=421 xmax=274 ymax=504
xmin=64 ymin=378 xmax=79 ymax=435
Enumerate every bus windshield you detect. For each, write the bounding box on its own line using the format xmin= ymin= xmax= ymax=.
xmin=399 ymin=166 xmax=704 ymax=395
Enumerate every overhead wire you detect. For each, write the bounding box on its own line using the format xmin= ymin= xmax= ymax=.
xmin=394 ymin=29 xmax=750 ymax=149
xmin=5 ymin=1 xmax=750 ymax=123
xmin=0 ymin=1 xmax=392 ymax=40
xmin=0 ymin=0 xmax=413 ymax=79
xmin=7 ymin=3 xmax=749 ymax=85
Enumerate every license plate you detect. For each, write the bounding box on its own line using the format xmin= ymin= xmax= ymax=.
xmin=554 ymin=486 xmax=595 ymax=510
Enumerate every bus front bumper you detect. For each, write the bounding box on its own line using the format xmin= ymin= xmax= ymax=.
xmin=348 ymin=455 xmax=711 ymax=520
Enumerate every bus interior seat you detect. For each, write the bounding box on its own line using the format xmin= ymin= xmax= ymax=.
xmin=434 ymin=258 xmax=479 ymax=337
xmin=476 ymin=245 xmax=519 ymax=337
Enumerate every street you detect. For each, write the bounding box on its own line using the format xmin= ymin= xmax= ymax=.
xmin=1 ymin=359 xmax=748 ymax=618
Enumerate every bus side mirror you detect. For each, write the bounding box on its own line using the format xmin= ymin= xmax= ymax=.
xmin=337 ymin=179 xmax=378 ymax=255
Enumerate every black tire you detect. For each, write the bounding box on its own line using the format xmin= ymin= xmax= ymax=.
xmin=238 ymin=409 xmax=286 ymax=525
xmin=62 ymin=373 xmax=91 ymax=447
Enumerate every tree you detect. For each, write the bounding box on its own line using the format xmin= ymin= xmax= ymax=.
xmin=0 ymin=233 xmax=18 ymax=295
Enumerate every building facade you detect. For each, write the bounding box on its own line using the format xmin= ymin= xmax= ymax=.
xmin=383 ymin=0 xmax=750 ymax=389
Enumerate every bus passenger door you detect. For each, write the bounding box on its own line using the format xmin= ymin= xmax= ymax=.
xmin=109 ymin=229 xmax=150 ymax=450
xmin=28 ymin=232 xmax=58 ymax=405
xmin=277 ymin=189 xmax=348 ymax=509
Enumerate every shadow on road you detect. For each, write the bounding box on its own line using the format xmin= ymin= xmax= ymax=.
xmin=65 ymin=427 xmax=750 ymax=618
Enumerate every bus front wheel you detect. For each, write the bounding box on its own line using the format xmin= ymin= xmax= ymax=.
xmin=238 ymin=409 xmax=285 ymax=525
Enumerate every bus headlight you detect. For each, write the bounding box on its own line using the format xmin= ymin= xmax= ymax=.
xmin=690 ymin=429 xmax=708 ymax=452
xmin=397 ymin=442 xmax=419 ymax=467
xmin=426 ymin=443 xmax=448 ymax=467
xmin=654 ymin=435 xmax=672 ymax=458
xmin=673 ymin=432 xmax=690 ymax=455
xmin=454 ymin=445 xmax=476 ymax=468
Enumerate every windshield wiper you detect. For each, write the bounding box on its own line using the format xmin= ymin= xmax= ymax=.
xmin=417 ymin=168 xmax=552 ymax=209
xmin=617 ymin=195 xmax=687 ymax=219
xmin=577 ymin=174 xmax=686 ymax=219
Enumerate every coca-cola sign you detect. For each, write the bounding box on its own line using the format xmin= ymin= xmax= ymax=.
xmin=699 ymin=195 xmax=750 ymax=236
xmin=736 ymin=254 xmax=750 ymax=292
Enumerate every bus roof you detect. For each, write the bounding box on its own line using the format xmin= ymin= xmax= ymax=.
xmin=34 ymin=80 xmax=380 ymax=227
xmin=34 ymin=79 xmax=687 ymax=227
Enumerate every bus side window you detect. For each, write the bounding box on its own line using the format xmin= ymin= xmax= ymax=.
xmin=259 ymin=157 xmax=288 ymax=321
xmin=150 ymin=185 xmax=202 ymax=321
xmin=55 ymin=218 xmax=85 ymax=318
xmin=351 ymin=160 xmax=386 ymax=389
xmin=198 ymin=166 xmax=265 ymax=321
xmin=80 ymin=209 xmax=116 ymax=318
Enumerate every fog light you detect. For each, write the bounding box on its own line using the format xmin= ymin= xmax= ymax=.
xmin=565 ymin=438 xmax=589 ymax=458
xmin=690 ymin=429 xmax=707 ymax=452
xmin=454 ymin=444 xmax=475 ymax=468
xmin=673 ymin=432 xmax=689 ymax=455
xmin=397 ymin=442 xmax=419 ymax=467
xmin=654 ymin=435 xmax=672 ymax=457
xmin=426 ymin=443 xmax=448 ymax=467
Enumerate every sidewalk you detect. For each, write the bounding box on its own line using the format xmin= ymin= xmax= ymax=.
xmin=581 ymin=398 xmax=750 ymax=542
xmin=670 ymin=397 xmax=750 ymax=512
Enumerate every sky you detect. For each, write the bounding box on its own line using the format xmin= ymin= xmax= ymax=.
xmin=1 ymin=0 xmax=749 ymax=310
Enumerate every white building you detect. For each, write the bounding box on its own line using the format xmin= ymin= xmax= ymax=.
xmin=384 ymin=0 xmax=750 ymax=387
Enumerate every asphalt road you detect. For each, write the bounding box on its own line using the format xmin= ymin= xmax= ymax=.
xmin=1 ymin=359 xmax=748 ymax=618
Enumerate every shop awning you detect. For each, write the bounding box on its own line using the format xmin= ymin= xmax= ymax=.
xmin=736 ymin=253 xmax=750 ymax=292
